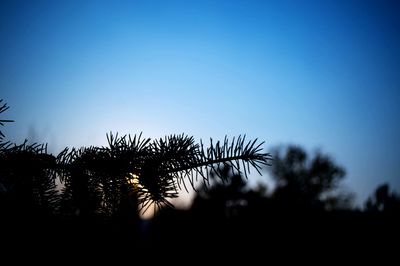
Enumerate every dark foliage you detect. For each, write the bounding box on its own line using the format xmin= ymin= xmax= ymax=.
xmin=365 ymin=183 xmax=400 ymax=213
xmin=268 ymin=145 xmax=353 ymax=211
xmin=0 ymin=100 xmax=271 ymax=221
xmin=0 ymin=141 xmax=59 ymax=216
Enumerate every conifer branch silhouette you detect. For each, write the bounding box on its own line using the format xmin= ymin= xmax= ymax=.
xmin=0 ymin=140 xmax=60 ymax=214
xmin=0 ymin=99 xmax=14 ymax=141
xmin=57 ymin=133 xmax=271 ymax=214
xmin=1 ymin=99 xmax=271 ymax=215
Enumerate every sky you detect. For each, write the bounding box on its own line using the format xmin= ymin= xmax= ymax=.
xmin=1 ymin=0 xmax=399 ymax=207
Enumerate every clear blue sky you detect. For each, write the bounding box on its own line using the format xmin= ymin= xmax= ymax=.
xmin=1 ymin=0 xmax=399 ymax=206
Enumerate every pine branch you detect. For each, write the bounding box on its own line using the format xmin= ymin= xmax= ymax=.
xmin=0 ymin=99 xmax=272 ymax=215
xmin=0 ymin=139 xmax=60 ymax=214
xmin=19 ymin=133 xmax=270 ymax=214
xmin=163 ymin=135 xmax=270 ymax=185
xmin=135 ymin=135 xmax=271 ymax=212
xmin=0 ymin=99 xmax=14 ymax=140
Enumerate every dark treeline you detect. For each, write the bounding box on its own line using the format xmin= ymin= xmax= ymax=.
xmin=1 ymin=100 xmax=399 ymax=255
xmin=149 ymin=146 xmax=400 ymax=252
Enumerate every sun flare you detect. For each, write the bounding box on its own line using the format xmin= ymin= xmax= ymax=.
xmin=126 ymin=173 xmax=155 ymax=219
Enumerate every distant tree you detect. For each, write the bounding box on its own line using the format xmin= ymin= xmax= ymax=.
xmin=268 ymin=145 xmax=352 ymax=211
xmin=191 ymin=164 xmax=271 ymax=220
xmin=365 ymin=183 xmax=400 ymax=213
xmin=192 ymin=165 xmax=248 ymax=217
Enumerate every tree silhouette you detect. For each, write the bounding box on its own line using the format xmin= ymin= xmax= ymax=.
xmin=0 ymin=100 xmax=271 ymax=221
xmin=192 ymin=165 xmax=248 ymax=217
xmin=365 ymin=183 xmax=400 ymax=213
xmin=0 ymin=141 xmax=59 ymax=217
xmin=55 ymin=133 xmax=271 ymax=218
xmin=268 ymin=145 xmax=351 ymax=211
xmin=148 ymin=165 xmax=272 ymax=249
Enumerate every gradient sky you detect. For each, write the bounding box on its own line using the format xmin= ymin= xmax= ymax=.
xmin=1 ymin=0 xmax=399 ymax=206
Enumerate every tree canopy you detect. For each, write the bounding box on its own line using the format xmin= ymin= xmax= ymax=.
xmin=268 ymin=145 xmax=351 ymax=210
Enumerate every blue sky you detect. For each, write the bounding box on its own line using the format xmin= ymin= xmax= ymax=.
xmin=1 ymin=0 xmax=399 ymax=206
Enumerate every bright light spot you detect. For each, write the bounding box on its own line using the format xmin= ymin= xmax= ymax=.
xmin=126 ymin=173 xmax=155 ymax=220
xmin=126 ymin=173 xmax=140 ymax=186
